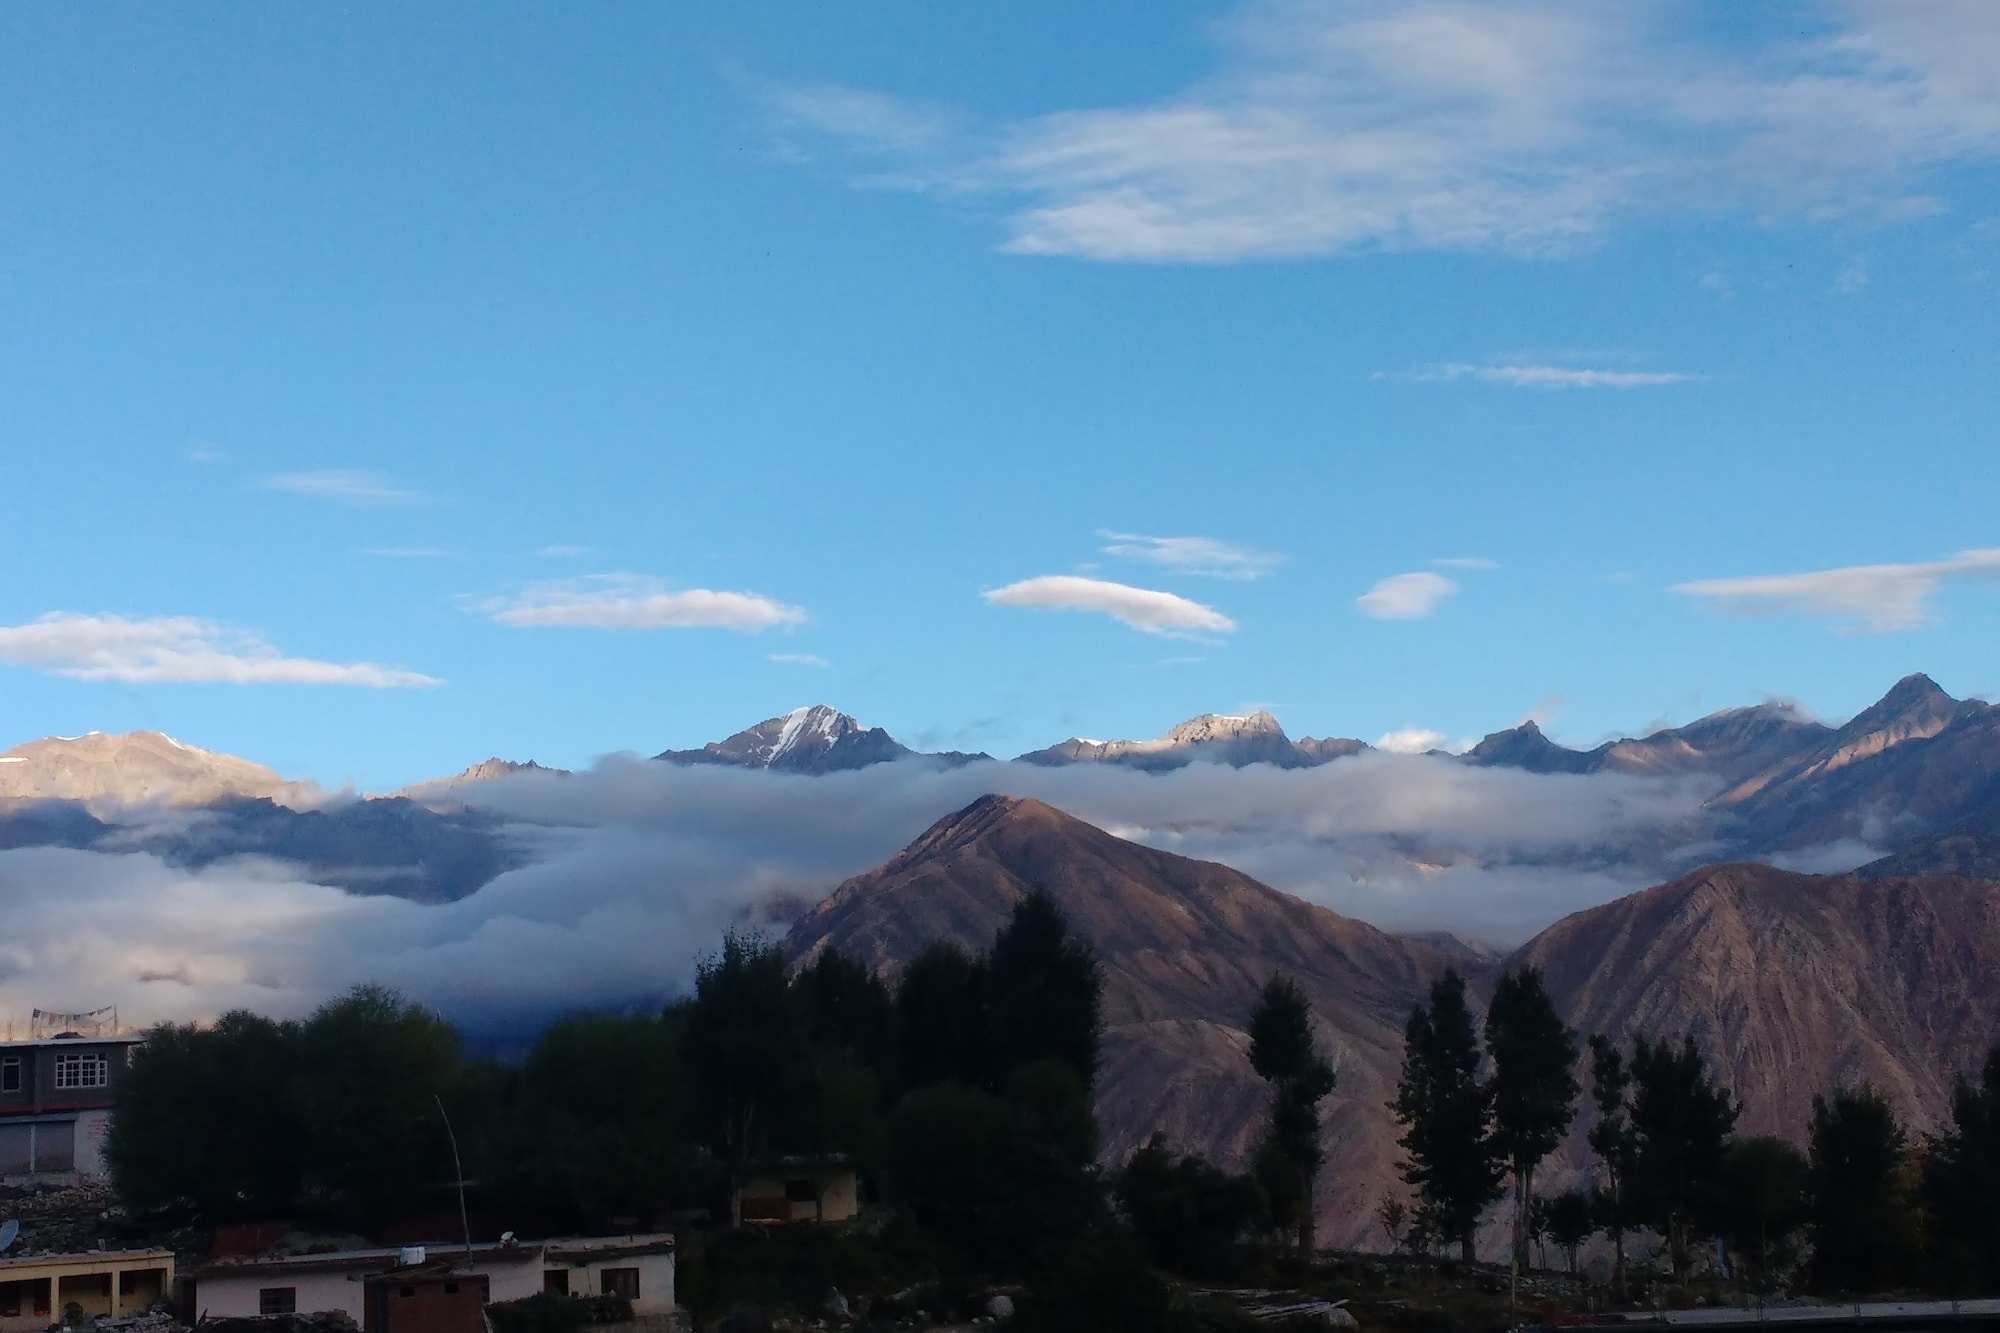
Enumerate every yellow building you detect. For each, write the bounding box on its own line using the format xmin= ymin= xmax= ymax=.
xmin=0 ymin=1248 xmax=175 ymax=1332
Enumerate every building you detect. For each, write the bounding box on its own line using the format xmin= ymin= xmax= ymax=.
xmin=0 ymin=1032 xmax=144 ymax=1182
xmin=736 ymin=1157 xmax=860 ymax=1225
xmin=0 ymin=1248 xmax=175 ymax=1332
xmin=542 ymin=1235 xmax=676 ymax=1315
xmin=191 ymin=1243 xmax=545 ymax=1325
xmin=194 ymin=1235 xmax=676 ymax=1324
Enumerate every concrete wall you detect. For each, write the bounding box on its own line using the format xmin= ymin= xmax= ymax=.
xmin=199 ymin=1257 xmax=543 ymax=1322
xmin=0 ymin=1254 xmax=174 ymax=1333
xmin=739 ymin=1168 xmax=859 ymax=1224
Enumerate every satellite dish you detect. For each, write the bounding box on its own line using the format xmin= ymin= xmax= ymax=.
xmin=0 ymin=1219 xmax=20 ymax=1253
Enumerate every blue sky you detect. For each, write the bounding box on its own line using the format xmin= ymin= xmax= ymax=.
xmin=3 ymin=0 xmax=1999 ymax=790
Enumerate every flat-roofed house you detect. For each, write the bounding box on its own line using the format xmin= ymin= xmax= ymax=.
xmin=192 ymin=1242 xmax=544 ymax=1327
xmin=0 ymin=1034 xmax=145 ymax=1182
xmin=0 ymin=1247 xmax=174 ymax=1332
xmin=541 ymin=1235 xmax=675 ymax=1315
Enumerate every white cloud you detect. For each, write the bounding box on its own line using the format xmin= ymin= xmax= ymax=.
xmin=1375 ymin=727 xmax=1446 ymax=753
xmin=776 ymin=0 xmax=2000 ymax=262
xmin=984 ymin=575 xmax=1236 ymax=635
xmin=1098 ymin=530 xmax=1286 ymax=579
xmin=1434 ymin=556 xmax=1499 ymax=570
xmin=1672 ymin=549 xmax=2000 ymax=633
xmin=1392 ymin=363 xmax=1694 ymax=388
xmin=481 ymin=574 xmax=807 ymax=632
xmin=1356 ymin=571 xmax=1458 ymax=620
xmin=265 ymin=470 xmax=423 ymax=506
xmin=537 ymin=545 xmax=589 ymax=558
xmin=769 ymin=652 xmax=831 ymax=668
xmin=0 ymin=614 xmax=440 ymax=687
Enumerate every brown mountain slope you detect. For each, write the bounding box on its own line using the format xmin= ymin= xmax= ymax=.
xmin=785 ymin=793 xmax=1462 ymax=1244
xmin=0 ymin=730 xmax=307 ymax=808
xmin=1510 ymin=862 xmax=2000 ymax=1138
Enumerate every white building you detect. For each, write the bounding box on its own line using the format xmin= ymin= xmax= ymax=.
xmin=542 ymin=1236 xmax=676 ymax=1315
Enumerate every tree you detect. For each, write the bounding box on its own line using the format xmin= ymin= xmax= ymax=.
xmin=793 ymin=945 xmax=897 ymax=1083
xmin=1249 ymin=973 xmax=1339 ymax=1253
xmin=1586 ymin=1034 xmax=1638 ymax=1294
xmin=895 ymin=941 xmax=990 ymax=1092
xmin=1376 ymin=1194 xmax=1410 ymax=1254
xmin=1116 ymin=1135 xmax=1266 ymax=1278
xmin=1717 ymin=1135 xmax=1808 ymax=1298
xmin=1484 ymin=967 xmax=1579 ymax=1286
xmin=988 ymin=889 xmax=1103 ymax=1093
xmin=681 ymin=931 xmax=810 ymax=1218
xmin=1628 ymin=1035 xmax=1739 ymax=1281
xmin=1393 ymin=969 xmax=1501 ymax=1262
xmin=1542 ymin=1189 xmax=1594 ymax=1274
xmin=295 ymin=985 xmax=464 ymax=1227
xmin=106 ymin=1011 xmax=303 ymax=1218
xmin=1806 ymin=1084 xmax=1919 ymax=1296
xmin=1922 ymin=1045 xmax=2000 ymax=1295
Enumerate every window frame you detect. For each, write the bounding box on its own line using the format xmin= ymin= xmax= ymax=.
xmin=600 ymin=1267 xmax=641 ymax=1301
xmin=0 ymin=1056 xmax=19 ymax=1093
xmin=53 ymin=1052 xmax=109 ymax=1091
xmin=258 ymin=1288 xmax=297 ymax=1316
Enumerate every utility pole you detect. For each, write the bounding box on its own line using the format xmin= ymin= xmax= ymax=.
xmin=436 ymin=1095 xmax=473 ymax=1260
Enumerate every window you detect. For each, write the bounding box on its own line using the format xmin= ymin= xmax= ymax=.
xmin=443 ymin=1283 xmax=460 ymax=1295
xmin=544 ymin=1270 xmax=571 ymax=1296
xmin=1 ymin=1057 xmax=18 ymax=1093
xmin=600 ymin=1268 xmax=640 ymax=1301
xmin=54 ymin=1053 xmax=108 ymax=1090
xmin=259 ymin=1288 xmax=297 ymax=1316
xmin=784 ymin=1178 xmax=817 ymax=1202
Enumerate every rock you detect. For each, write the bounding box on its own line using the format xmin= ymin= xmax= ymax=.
xmin=1324 ymin=1308 xmax=1359 ymax=1330
xmin=985 ymin=1294 xmax=1015 ymax=1320
xmin=824 ymin=1287 xmax=852 ymax=1321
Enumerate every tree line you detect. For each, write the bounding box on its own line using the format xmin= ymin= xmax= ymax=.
xmin=1386 ymin=965 xmax=2000 ymax=1299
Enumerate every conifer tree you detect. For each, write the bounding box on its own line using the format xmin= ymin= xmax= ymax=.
xmin=1923 ymin=1046 xmax=2000 ymax=1295
xmin=1393 ymin=968 xmax=1501 ymax=1262
xmin=1249 ymin=973 xmax=1338 ymax=1252
xmin=1485 ymin=966 xmax=1579 ymax=1288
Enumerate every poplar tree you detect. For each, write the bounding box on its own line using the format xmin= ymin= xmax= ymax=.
xmin=1485 ymin=966 xmax=1579 ymax=1288
xmin=1393 ymin=968 xmax=1501 ymax=1262
xmin=1806 ymin=1084 xmax=1918 ymax=1295
xmin=1586 ymin=1034 xmax=1637 ymax=1293
xmin=1249 ymin=974 xmax=1338 ymax=1252
xmin=1923 ymin=1046 xmax=2000 ymax=1294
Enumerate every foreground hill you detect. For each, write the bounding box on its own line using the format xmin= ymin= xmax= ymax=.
xmin=1510 ymin=861 xmax=2000 ymax=1139
xmin=786 ymin=792 xmax=1462 ymax=1244
xmin=789 ymin=795 xmax=2000 ymax=1247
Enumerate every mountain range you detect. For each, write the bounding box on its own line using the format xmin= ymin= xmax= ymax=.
xmin=2 ymin=671 xmax=1996 ymax=908
xmin=789 ymin=794 xmax=2000 ymax=1248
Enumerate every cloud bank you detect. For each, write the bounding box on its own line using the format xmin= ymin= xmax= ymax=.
xmin=985 ymin=575 xmax=1236 ymax=635
xmin=0 ymin=751 xmax=1726 ymax=1037
xmin=0 ymin=614 xmax=441 ymax=688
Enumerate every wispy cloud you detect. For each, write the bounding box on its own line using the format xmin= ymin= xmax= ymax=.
xmin=774 ymin=0 xmax=2000 ymax=263
xmin=537 ymin=545 xmax=589 ymax=558
xmin=1357 ymin=571 xmax=1458 ymax=620
xmin=1097 ymin=530 xmax=1286 ymax=580
xmin=1434 ymin=556 xmax=1499 ymax=571
xmin=479 ymin=575 xmax=807 ymax=632
xmin=769 ymin=652 xmax=831 ymax=668
xmin=1388 ymin=363 xmax=1693 ymax=389
xmin=984 ymin=575 xmax=1236 ymax=635
xmin=265 ymin=470 xmax=423 ymax=506
xmin=0 ymin=614 xmax=440 ymax=687
xmin=1672 ymin=549 xmax=2000 ymax=633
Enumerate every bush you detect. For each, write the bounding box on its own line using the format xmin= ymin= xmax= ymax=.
xmin=487 ymin=1291 xmax=633 ymax=1333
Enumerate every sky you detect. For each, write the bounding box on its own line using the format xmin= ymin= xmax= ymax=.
xmin=4 ymin=0 xmax=2000 ymax=792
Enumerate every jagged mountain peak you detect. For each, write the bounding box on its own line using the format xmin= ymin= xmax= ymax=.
xmin=1160 ymin=711 xmax=1286 ymax=745
xmin=1016 ymin=709 xmax=1355 ymax=771
xmin=655 ymin=705 xmax=912 ymax=775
